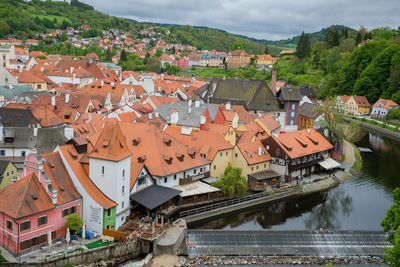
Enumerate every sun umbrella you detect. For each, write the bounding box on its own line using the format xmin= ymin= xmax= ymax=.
xmin=66 ymin=227 xmax=70 ymax=243
xmin=48 ymin=231 xmax=52 ymax=246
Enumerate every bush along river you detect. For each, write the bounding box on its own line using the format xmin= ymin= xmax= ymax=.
xmin=190 ymin=130 xmax=398 ymax=231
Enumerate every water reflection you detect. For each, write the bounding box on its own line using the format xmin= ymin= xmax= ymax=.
xmin=304 ymin=188 xmax=353 ymax=230
xmin=192 ymin=130 xmax=396 ymax=230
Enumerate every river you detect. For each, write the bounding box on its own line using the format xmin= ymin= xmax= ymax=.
xmin=190 ymin=131 xmax=399 ymax=231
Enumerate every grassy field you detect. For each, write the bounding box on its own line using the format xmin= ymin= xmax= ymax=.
xmin=85 ymin=240 xmax=112 ymax=250
xmin=31 ymin=14 xmax=72 ymax=25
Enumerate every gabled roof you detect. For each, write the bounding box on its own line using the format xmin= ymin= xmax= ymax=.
xmin=0 ymin=160 xmax=11 ymax=174
xmin=17 ymin=70 xmax=46 ymax=83
xmin=229 ymin=49 xmax=250 ymax=57
xmin=58 ymin=145 xmax=117 ymax=209
xmin=256 ymin=114 xmax=280 ymax=131
xmin=268 ymin=128 xmax=333 ymax=159
xmin=373 ymin=99 xmax=398 ymax=109
xmin=352 ymin=96 xmax=371 ymax=107
xmin=278 ymin=87 xmax=301 ymax=101
xmin=0 ymin=108 xmax=39 ymax=127
xmin=88 ymin=121 xmax=132 ymax=162
xmin=299 ymin=86 xmax=316 ymax=98
xmin=237 ymin=141 xmax=271 ymax=165
xmin=299 ymin=102 xmax=323 ymax=119
xmin=0 ymin=173 xmax=55 ymax=219
xmin=41 ymin=152 xmax=81 ymax=205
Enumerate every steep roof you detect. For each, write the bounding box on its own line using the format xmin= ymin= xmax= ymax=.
xmin=0 ymin=173 xmax=55 ymax=219
xmin=0 ymin=108 xmax=39 ymax=127
xmin=256 ymin=114 xmax=280 ymax=131
xmin=299 ymin=102 xmax=323 ymax=119
xmin=41 ymin=152 xmax=81 ymax=205
xmin=268 ymin=128 xmax=333 ymax=159
xmin=88 ymin=121 xmax=132 ymax=162
xmin=278 ymin=87 xmax=301 ymax=101
xmin=373 ymin=99 xmax=398 ymax=109
xmin=299 ymin=86 xmax=316 ymax=98
xmin=237 ymin=141 xmax=271 ymax=165
xmin=353 ymin=96 xmax=371 ymax=107
xmin=229 ymin=49 xmax=250 ymax=57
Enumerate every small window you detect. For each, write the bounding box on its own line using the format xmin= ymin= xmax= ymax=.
xmin=251 ymin=167 xmax=254 ymax=171
xmin=6 ymin=220 xmax=12 ymax=230
xmin=102 ymin=166 xmax=104 ymax=175
xmin=174 ymin=174 xmax=177 ymax=180
xmin=256 ymin=165 xmax=259 ymax=170
xmin=39 ymin=234 xmax=46 ymax=244
xmin=164 ymin=177 xmax=167 ymax=183
xmin=0 ymin=150 xmax=5 ymax=156
xmin=21 ymin=240 xmax=29 ymax=250
xmin=122 ymin=186 xmax=125 ymax=194
xmin=220 ymin=152 xmax=222 ymax=156
xmin=21 ymin=151 xmax=26 ymax=157
xmin=122 ymin=169 xmax=125 ymax=177
xmin=264 ymin=164 xmax=266 ymax=168
xmin=38 ymin=216 xmax=47 ymax=226
xmin=6 ymin=172 xmax=9 ymax=177
xmin=292 ymin=104 xmax=295 ymax=110
xmin=235 ymin=153 xmax=238 ymax=158
xmin=21 ymin=221 xmax=31 ymax=231
xmin=122 ymin=201 xmax=124 ymax=209
xmin=11 ymin=170 xmax=13 ymax=175
xmin=291 ymin=111 xmax=295 ymax=117
xmin=213 ymin=165 xmax=216 ymax=170
xmin=107 ymin=208 xmax=112 ymax=217
xmin=194 ymin=169 xmax=197 ymax=174
xmin=226 ymin=151 xmax=228 ymax=156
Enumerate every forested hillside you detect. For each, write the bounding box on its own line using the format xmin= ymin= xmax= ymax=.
xmin=276 ymin=26 xmax=400 ymax=104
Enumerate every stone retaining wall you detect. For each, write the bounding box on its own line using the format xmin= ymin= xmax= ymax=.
xmin=345 ymin=117 xmax=400 ymax=142
xmin=4 ymin=239 xmax=141 ymax=267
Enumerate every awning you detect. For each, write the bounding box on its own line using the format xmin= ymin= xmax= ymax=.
xmin=318 ymin=157 xmax=341 ymax=170
xmin=173 ymin=180 xmax=220 ymax=198
xmin=248 ymin=170 xmax=281 ymax=181
xmin=130 ymin=185 xmax=181 ymax=210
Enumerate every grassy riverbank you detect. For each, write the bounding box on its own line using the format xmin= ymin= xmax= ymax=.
xmin=350 ymin=143 xmax=362 ymax=175
xmin=350 ymin=116 xmax=400 ymax=134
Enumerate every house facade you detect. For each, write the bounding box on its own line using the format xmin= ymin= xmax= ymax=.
xmin=371 ymin=99 xmax=398 ymax=118
xmin=227 ymin=49 xmax=251 ymax=68
xmin=344 ymin=96 xmax=371 ymax=116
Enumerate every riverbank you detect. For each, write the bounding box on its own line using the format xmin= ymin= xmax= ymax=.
xmin=345 ymin=117 xmax=400 ymax=142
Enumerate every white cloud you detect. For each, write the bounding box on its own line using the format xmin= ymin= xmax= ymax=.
xmin=81 ymin=0 xmax=400 ymax=40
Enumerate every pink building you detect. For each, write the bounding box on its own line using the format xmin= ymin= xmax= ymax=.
xmin=0 ymin=153 xmax=82 ymax=255
xmin=172 ymin=57 xmax=188 ymax=68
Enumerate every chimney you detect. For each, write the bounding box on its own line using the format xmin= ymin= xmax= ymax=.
xmin=64 ymin=126 xmax=74 ymax=140
xmin=148 ymin=113 xmax=152 ymax=119
xmin=70 ymin=67 xmax=74 ymax=73
xmin=155 ymin=112 xmax=159 ymax=118
xmin=51 ymin=188 xmax=58 ymax=205
xmin=195 ymin=101 xmax=200 ymax=108
xmin=65 ymin=93 xmax=70 ymax=104
xmin=101 ymin=80 xmax=104 ymax=87
xmin=111 ymin=82 xmax=114 ymax=86
xmin=226 ymin=102 xmax=231 ymax=111
xmin=270 ymin=68 xmax=277 ymax=95
xmin=188 ymin=99 xmax=192 ymax=107
xmin=40 ymin=66 xmax=44 ymax=72
xmin=88 ymin=112 xmax=92 ymax=122
xmin=258 ymin=146 xmax=262 ymax=156
xmin=188 ymin=107 xmax=192 ymax=114
xmin=51 ymin=95 xmax=56 ymax=106
xmin=72 ymin=73 xmax=76 ymax=80
xmin=33 ymin=127 xmax=38 ymax=137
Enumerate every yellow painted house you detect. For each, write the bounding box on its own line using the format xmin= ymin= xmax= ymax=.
xmin=0 ymin=161 xmax=18 ymax=189
xmin=231 ymin=141 xmax=271 ymax=178
xmin=344 ymin=96 xmax=371 ymax=115
xmin=254 ymin=114 xmax=281 ymax=136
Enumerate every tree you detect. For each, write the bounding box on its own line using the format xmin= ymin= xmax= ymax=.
xmin=145 ymin=57 xmax=161 ymax=73
xmin=296 ymin=31 xmax=311 ymax=59
xmin=144 ymin=52 xmax=150 ymax=65
xmin=356 ymin=32 xmax=362 ymax=45
xmin=0 ymin=21 xmax=10 ymax=37
xmin=60 ymin=32 xmax=67 ymax=42
xmin=65 ymin=214 xmax=83 ymax=235
xmin=105 ymin=48 xmax=112 ymax=62
xmin=120 ymin=49 xmax=127 ymax=61
xmin=232 ymin=40 xmax=244 ymax=51
xmin=211 ymin=164 xmax=247 ymax=198
xmin=155 ymin=48 xmax=163 ymax=57
xmin=263 ymin=45 xmax=269 ymax=55
xmin=381 ymin=188 xmax=400 ymax=266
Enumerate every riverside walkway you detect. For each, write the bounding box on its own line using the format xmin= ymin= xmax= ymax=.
xmin=186 ymin=230 xmax=390 ymax=257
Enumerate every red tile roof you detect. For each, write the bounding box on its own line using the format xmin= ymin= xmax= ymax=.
xmin=353 ymin=96 xmax=371 ymax=107
xmin=0 ymin=173 xmax=54 ymax=219
xmin=373 ymin=99 xmax=398 ymax=109
xmin=237 ymin=141 xmax=271 ymax=165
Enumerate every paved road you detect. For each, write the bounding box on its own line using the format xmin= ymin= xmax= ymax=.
xmin=187 ymin=230 xmax=390 ymax=257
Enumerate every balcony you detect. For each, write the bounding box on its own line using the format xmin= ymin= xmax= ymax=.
xmin=179 ymin=171 xmax=210 ymax=185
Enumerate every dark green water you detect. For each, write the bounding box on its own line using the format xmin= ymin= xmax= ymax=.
xmin=191 ymin=131 xmax=398 ymax=230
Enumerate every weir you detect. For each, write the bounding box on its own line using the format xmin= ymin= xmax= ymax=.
xmin=186 ymin=230 xmax=390 ymax=257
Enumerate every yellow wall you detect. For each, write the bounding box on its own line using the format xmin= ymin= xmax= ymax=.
xmin=0 ymin=162 xmax=18 ymax=189
xmin=345 ymin=96 xmax=358 ymax=115
xmin=223 ymin=127 xmax=237 ymax=146
xmin=298 ymin=116 xmax=314 ymax=130
xmin=210 ymin=148 xmax=234 ymax=178
xmin=254 ymin=118 xmax=272 ymax=135
xmin=231 ymin=146 xmax=270 ymax=179
xmin=358 ymin=106 xmax=371 ymax=115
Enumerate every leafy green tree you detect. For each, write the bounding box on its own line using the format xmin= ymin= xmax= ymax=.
xmin=296 ymin=31 xmax=311 ymax=59
xmin=263 ymin=45 xmax=269 ymax=54
xmin=356 ymin=32 xmax=362 ymax=45
xmin=144 ymin=52 xmax=150 ymax=65
xmin=232 ymin=40 xmax=244 ymax=51
xmin=381 ymin=188 xmax=400 ymax=266
xmin=145 ymin=57 xmax=161 ymax=73
xmin=65 ymin=214 xmax=83 ymax=235
xmin=155 ymin=48 xmax=163 ymax=57
xmin=0 ymin=21 xmax=10 ymax=37
xmin=105 ymin=48 xmax=112 ymax=62
xmin=211 ymin=164 xmax=247 ymax=198
xmin=120 ymin=49 xmax=127 ymax=61
xmin=60 ymin=32 xmax=67 ymax=42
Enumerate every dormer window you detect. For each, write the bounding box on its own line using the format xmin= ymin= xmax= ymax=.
xmin=163 ymin=155 xmax=173 ymax=164
xmin=102 ymin=140 xmax=110 ymax=148
xmin=132 ymin=138 xmax=141 ymax=146
xmin=137 ymin=155 xmax=146 ymax=163
xmin=176 ymin=153 xmax=184 ymax=161
xmin=162 ymin=138 xmax=171 ymax=146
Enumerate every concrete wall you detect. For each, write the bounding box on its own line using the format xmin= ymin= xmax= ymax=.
xmin=9 ymin=238 xmax=141 ymax=267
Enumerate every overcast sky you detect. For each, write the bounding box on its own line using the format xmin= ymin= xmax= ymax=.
xmin=81 ymin=0 xmax=400 ymax=40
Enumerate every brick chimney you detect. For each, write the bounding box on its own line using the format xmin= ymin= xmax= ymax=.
xmin=270 ymin=68 xmax=277 ymax=95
